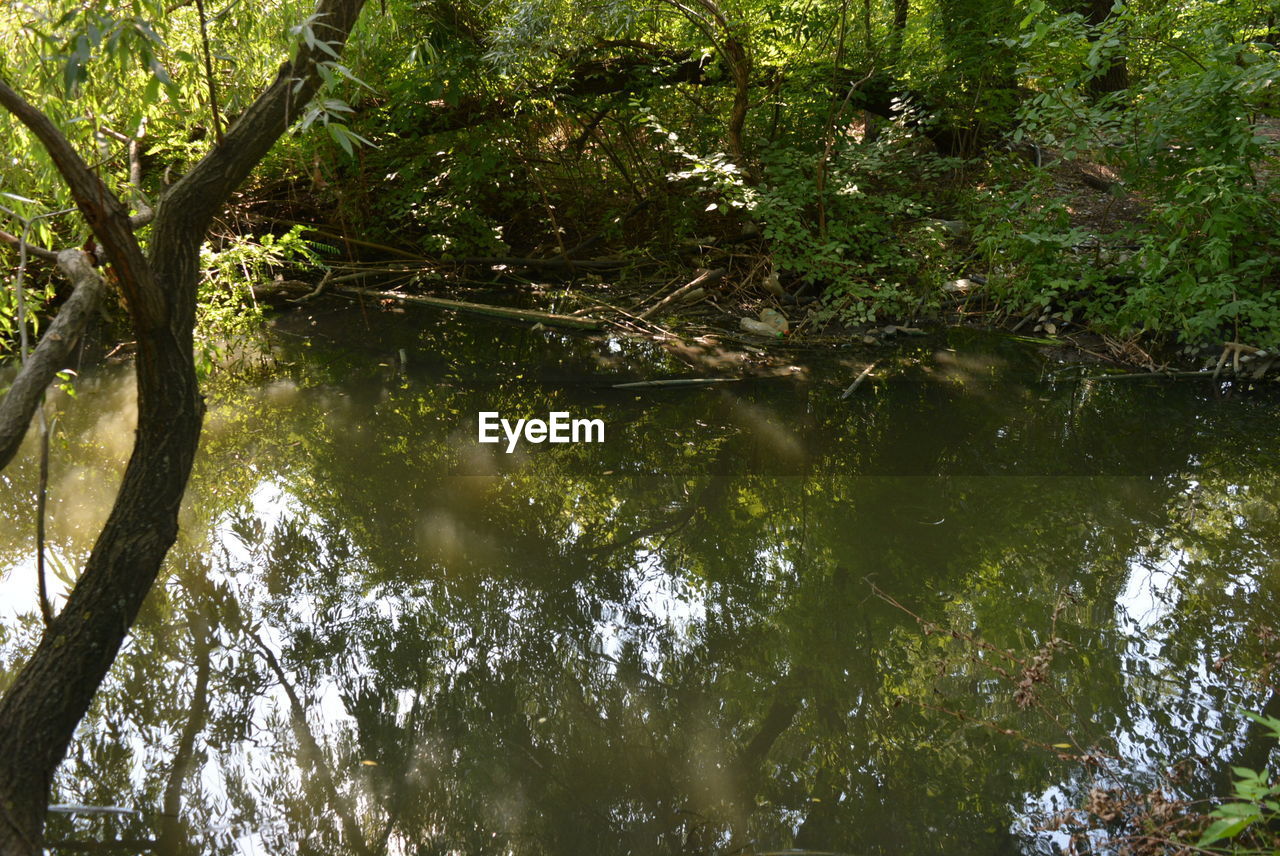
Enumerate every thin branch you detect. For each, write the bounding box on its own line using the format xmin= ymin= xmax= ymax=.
xmin=95 ymin=126 xmax=131 ymax=144
xmin=127 ymin=120 xmax=155 ymax=227
xmin=0 ymin=227 xmax=57 ymax=261
xmin=0 ymin=205 xmax=59 ymax=263
xmin=87 ymin=120 xmax=155 ymax=226
xmin=654 ymin=0 xmax=726 ymax=56
xmin=0 ymin=79 xmax=157 ymax=327
xmin=252 ymin=635 xmax=375 ymax=856
xmin=839 ymin=360 xmax=877 ymax=399
xmin=36 ymin=409 xmax=53 ymax=627
xmin=194 ymin=0 xmax=224 ymax=144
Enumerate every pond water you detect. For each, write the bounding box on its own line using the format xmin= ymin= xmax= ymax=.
xmin=1 ymin=304 xmax=1278 ymax=855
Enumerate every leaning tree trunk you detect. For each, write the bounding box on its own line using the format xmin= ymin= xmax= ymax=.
xmin=0 ymin=1 xmax=367 ymax=851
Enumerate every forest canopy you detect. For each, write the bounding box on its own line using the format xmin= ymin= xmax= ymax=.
xmin=1 ymin=0 xmax=1279 ymax=353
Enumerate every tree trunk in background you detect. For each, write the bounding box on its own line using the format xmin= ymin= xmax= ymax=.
xmin=724 ymin=35 xmax=753 ymax=175
xmin=0 ymin=2 xmax=367 ymax=851
xmin=937 ymin=0 xmax=1018 ymax=87
xmin=1086 ymin=0 xmax=1129 ymax=96
xmin=890 ymin=0 xmax=908 ymax=63
xmin=935 ymin=0 xmax=1019 ymax=153
xmin=862 ymin=0 xmax=873 ymax=56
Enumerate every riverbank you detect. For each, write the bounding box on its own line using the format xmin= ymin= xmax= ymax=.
xmin=248 ymin=263 xmax=1280 ymax=389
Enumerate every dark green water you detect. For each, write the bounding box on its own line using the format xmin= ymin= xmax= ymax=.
xmin=2 ymin=305 xmax=1278 ymax=855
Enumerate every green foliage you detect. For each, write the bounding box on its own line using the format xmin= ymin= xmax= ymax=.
xmin=195 ymin=226 xmax=324 ymax=370
xmin=1197 ymin=714 xmax=1280 ymax=852
xmin=369 ymin=136 xmax=518 ymax=256
xmin=977 ymin=4 xmax=1280 ymax=346
xmin=5 ymin=0 xmax=1280 ymax=355
xmin=973 ymin=162 xmax=1118 ymax=325
xmin=0 ymin=192 xmax=75 ymax=357
xmin=750 ymin=133 xmax=959 ymax=325
xmin=0 ymin=278 xmax=56 ymax=359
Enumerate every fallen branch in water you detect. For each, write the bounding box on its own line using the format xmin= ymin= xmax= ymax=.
xmin=612 ymin=377 xmax=740 ymax=389
xmin=335 ymin=285 xmax=603 ymax=330
xmin=636 ymin=268 xmax=725 ymax=320
xmin=578 ymin=297 xmax=678 ymax=338
xmin=840 ymin=361 xmax=878 ymax=399
xmin=287 ymin=269 xmax=333 ymax=303
xmin=1088 ymin=370 xmax=1229 ymax=381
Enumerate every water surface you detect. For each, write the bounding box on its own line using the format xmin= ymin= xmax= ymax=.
xmin=2 ymin=305 xmax=1278 ymax=855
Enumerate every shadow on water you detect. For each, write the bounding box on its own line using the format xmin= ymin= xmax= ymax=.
xmin=2 ymin=306 xmax=1279 ymax=855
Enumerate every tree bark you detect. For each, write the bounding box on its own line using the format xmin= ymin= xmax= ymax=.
xmin=1084 ymin=0 xmax=1129 ymax=97
xmin=724 ymin=36 xmax=753 ymax=174
xmin=890 ymin=0 xmax=909 ymax=63
xmin=0 ymin=1 xmax=368 ymax=851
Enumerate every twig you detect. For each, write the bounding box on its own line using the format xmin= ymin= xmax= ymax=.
xmin=287 ymin=269 xmax=333 ymax=303
xmin=1089 ymin=370 xmax=1225 ymax=381
xmin=628 ymin=273 xmax=683 ymax=311
xmin=579 ymin=297 xmax=678 ymax=337
xmin=195 ymin=0 xmax=223 ymax=144
xmin=839 ymin=360 xmax=877 ymax=399
xmin=636 ymin=268 xmax=725 ymax=320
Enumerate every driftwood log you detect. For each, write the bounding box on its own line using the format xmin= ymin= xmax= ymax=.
xmin=336 ymin=286 xmax=603 ymax=330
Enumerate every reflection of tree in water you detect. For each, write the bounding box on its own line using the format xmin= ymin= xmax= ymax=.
xmin=2 ymin=328 xmax=1279 ymax=855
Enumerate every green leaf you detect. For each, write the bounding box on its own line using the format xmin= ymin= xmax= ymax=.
xmin=327 ymin=123 xmax=354 ymax=156
xmin=1197 ymin=817 xmax=1251 ymax=847
xmin=1212 ymin=802 xmax=1260 ymax=819
xmin=149 ymin=59 xmax=172 ymax=87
